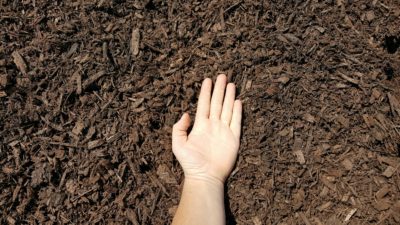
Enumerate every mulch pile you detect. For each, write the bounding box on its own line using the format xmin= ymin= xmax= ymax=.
xmin=1 ymin=0 xmax=400 ymax=224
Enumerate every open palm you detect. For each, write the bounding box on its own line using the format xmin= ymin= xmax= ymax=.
xmin=172 ymin=75 xmax=242 ymax=183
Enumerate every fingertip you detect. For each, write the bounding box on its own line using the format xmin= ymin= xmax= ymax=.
xmin=203 ymin=77 xmax=212 ymax=85
xmin=201 ymin=78 xmax=212 ymax=92
xmin=217 ymin=74 xmax=227 ymax=82
xmin=182 ymin=112 xmax=191 ymax=122
xmin=172 ymin=113 xmax=190 ymax=150
xmin=175 ymin=113 xmax=187 ymax=124
xmin=227 ymin=82 xmax=235 ymax=90
xmin=196 ymin=78 xmax=212 ymax=120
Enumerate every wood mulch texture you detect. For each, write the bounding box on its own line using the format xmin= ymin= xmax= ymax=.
xmin=1 ymin=1 xmax=400 ymax=224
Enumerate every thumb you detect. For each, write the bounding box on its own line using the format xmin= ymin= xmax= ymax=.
xmin=172 ymin=113 xmax=191 ymax=150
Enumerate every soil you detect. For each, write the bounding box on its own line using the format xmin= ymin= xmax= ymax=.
xmin=1 ymin=1 xmax=400 ymax=224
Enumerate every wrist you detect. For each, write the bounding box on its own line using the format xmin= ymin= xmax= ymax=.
xmin=184 ymin=175 xmax=224 ymax=190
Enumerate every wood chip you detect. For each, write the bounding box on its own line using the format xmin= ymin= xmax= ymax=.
xmin=66 ymin=43 xmax=79 ymax=58
xmin=266 ymin=84 xmax=279 ymax=96
xmin=392 ymin=201 xmax=400 ymax=222
xmin=362 ymin=114 xmax=375 ymax=127
xmin=12 ymin=185 xmax=21 ymax=202
xmin=338 ymin=72 xmax=359 ymax=85
xmin=292 ymin=150 xmax=306 ymax=165
xmin=40 ymin=116 xmax=64 ymax=132
xmin=277 ymin=126 xmax=294 ymax=138
xmin=293 ymin=138 xmax=305 ymax=164
xmin=341 ymin=158 xmax=353 ymax=170
xmin=31 ymin=164 xmax=46 ymax=187
xmin=283 ymin=33 xmax=302 ymax=44
xmin=337 ymin=0 xmax=344 ymax=6
xmin=303 ymin=113 xmax=316 ymax=123
xmin=320 ymin=186 xmax=329 ymax=197
xmin=298 ymin=212 xmax=312 ymax=225
xmin=268 ymin=65 xmax=283 ymax=74
xmin=252 ymin=216 xmax=262 ymax=225
xmin=2 ymin=166 xmax=15 ymax=174
xmin=382 ymin=166 xmax=396 ymax=178
xmin=168 ymin=206 xmax=178 ymax=216
xmin=76 ymin=71 xmax=82 ymax=94
xmin=0 ymin=74 xmax=8 ymax=86
xmin=371 ymin=88 xmax=381 ymax=100
xmin=126 ymin=208 xmax=140 ymax=225
xmin=376 ymin=185 xmax=391 ymax=199
xmin=365 ymin=11 xmax=375 ymax=22
xmin=315 ymin=26 xmax=325 ymax=33
xmin=292 ymin=188 xmax=305 ymax=210
xmin=156 ymin=164 xmax=177 ymax=184
xmin=72 ymin=120 xmax=85 ymax=136
xmin=321 ymin=175 xmax=336 ymax=191
xmin=317 ymin=201 xmax=332 ymax=211
xmin=388 ymin=93 xmax=400 ymax=118
xmin=245 ymin=155 xmax=262 ymax=165
xmin=374 ymin=198 xmax=391 ymax=211
xmin=344 ymin=208 xmax=357 ymax=222
xmin=88 ymin=139 xmax=104 ymax=150
xmin=245 ymin=80 xmax=252 ymax=90
xmin=131 ymin=28 xmax=140 ymax=57
xmin=377 ymin=155 xmax=400 ymax=168
xmin=128 ymin=129 xmax=140 ymax=144
xmin=82 ymin=70 xmax=107 ymax=89
xmin=6 ymin=216 xmax=16 ymax=225
xmin=105 ymin=23 xmax=114 ymax=33
xmin=276 ymin=34 xmax=289 ymax=44
xmin=114 ymin=188 xmax=129 ymax=207
xmin=341 ymin=192 xmax=351 ymax=202
xmin=12 ymin=51 xmax=27 ymax=75
xmin=277 ymin=76 xmax=290 ymax=84
xmin=337 ymin=115 xmax=349 ymax=128
xmin=0 ymin=91 xmax=6 ymax=98
xmin=65 ymin=179 xmax=77 ymax=194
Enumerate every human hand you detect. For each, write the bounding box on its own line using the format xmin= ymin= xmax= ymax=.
xmin=172 ymin=74 xmax=242 ymax=184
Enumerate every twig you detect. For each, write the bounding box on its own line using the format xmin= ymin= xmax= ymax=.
xmin=40 ymin=116 xmax=64 ymax=132
xmin=49 ymin=142 xmax=78 ymax=148
xmin=72 ymin=187 xmax=96 ymax=202
xmin=143 ymin=41 xmax=164 ymax=54
xmin=224 ymin=0 xmax=243 ymax=13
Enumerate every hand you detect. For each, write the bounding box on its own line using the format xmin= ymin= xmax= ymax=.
xmin=172 ymin=74 xmax=242 ymax=184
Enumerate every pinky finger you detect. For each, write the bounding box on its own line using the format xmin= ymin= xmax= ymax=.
xmin=230 ymin=100 xmax=242 ymax=139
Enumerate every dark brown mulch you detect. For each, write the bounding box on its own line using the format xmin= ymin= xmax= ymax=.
xmin=1 ymin=1 xmax=400 ymax=224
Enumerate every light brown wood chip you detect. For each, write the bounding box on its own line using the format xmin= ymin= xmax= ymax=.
xmin=131 ymin=28 xmax=140 ymax=57
xmin=388 ymin=93 xmax=400 ymax=118
xmin=12 ymin=51 xmax=27 ymax=75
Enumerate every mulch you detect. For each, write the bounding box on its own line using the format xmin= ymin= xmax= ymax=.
xmin=1 ymin=0 xmax=400 ymax=224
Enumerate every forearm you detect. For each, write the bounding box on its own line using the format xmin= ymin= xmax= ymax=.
xmin=172 ymin=177 xmax=225 ymax=225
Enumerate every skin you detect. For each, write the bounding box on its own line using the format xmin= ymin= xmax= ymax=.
xmin=171 ymin=74 xmax=242 ymax=225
